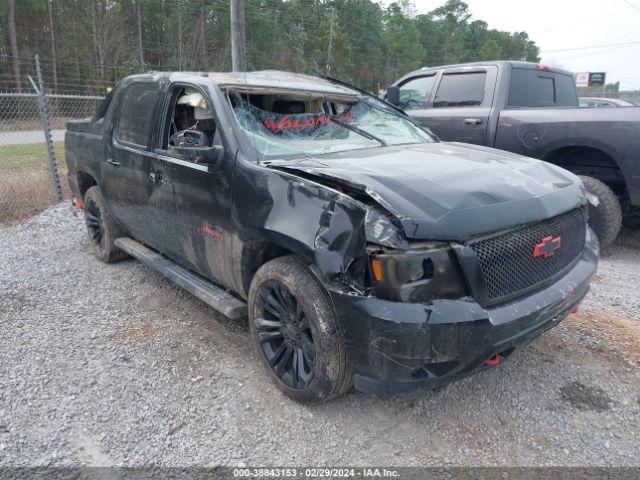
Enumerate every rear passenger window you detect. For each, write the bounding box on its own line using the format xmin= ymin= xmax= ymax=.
xmin=509 ymin=69 xmax=578 ymax=107
xmin=433 ymin=72 xmax=486 ymax=108
xmin=398 ymin=75 xmax=436 ymax=109
xmin=116 ymin=83 xmax=157 ymax=147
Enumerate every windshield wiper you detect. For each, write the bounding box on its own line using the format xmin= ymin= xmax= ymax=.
xmin=332 ymin=118 xmax=387 ymax=147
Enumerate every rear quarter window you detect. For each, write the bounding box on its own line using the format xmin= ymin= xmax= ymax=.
xmin=509 ymin=69 xmax=578 ymax=107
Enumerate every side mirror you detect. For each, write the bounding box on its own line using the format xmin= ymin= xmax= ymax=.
xmin=174 ymin=145 xmax=225 ymax=168
xmin=386 ymin=86 xmax=400 ymax=106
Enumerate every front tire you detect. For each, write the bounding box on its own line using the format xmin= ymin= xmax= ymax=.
xmin=248 ymin=255 xmax=352 ymax=403
xmin=83 ymin=186 xmax=128 ymax=263
xmin=579 ymin=176 xmax=622 ymax=248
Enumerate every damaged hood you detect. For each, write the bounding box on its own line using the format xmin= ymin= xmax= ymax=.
xmin=269 ymin=142 xmax=585 ymax=241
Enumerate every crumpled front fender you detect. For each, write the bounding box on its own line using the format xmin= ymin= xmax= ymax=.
xmin=233 ymin=162 xmax=407 ymax=291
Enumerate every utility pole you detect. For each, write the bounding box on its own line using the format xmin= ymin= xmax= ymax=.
xmin=7 ymin=0 xmax=21 ymax=91
xmin=230 ymin=0 xmax=246 ymax=72
xmin=177 ymin=5 xmax=183 ymax=70
xmin=135 ymin=0 xmax=145 ymax=68
xmin=326 ymin=7 xmax=334 ymax=76
xmin=47 ymin=0 xmax=58 ymax=92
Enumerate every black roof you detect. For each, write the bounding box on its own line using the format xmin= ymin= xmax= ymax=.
xmin=126 ymin=70 xmax=360 ymax=96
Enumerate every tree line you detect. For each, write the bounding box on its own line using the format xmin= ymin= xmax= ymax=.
xmin=1 ymin=0 xmax=540 ymax=94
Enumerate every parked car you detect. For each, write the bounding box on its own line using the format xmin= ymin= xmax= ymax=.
xmin=579 ymin=97 xmax=637 ymax=108
xmin=65 ymin=71 xmax=598 ymax=402
xmin=387 ymin=61 xmax=640 ymax=246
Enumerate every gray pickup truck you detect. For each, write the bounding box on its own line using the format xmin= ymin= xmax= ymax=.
xmin=386 ymin=61 xmax=640 ymax=246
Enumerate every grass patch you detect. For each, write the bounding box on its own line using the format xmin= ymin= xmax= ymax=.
xmin=0 ymin=141 xmax=70 ymax=225
xmin=0 ymin=141 xmax=65 ymax=170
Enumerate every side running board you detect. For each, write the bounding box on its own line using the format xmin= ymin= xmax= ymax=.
xmin=114 ymin=237 xmax=247 ymax=319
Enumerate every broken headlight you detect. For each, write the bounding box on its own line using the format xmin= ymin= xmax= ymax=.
xmin=368 ymin=245 xmax=468 ymax=303
xmin=364 ymin=208 xmax=409 ymax=249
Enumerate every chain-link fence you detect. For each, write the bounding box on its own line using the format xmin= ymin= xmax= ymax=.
xmin=0 ymin=90 xmax=104 ymax=225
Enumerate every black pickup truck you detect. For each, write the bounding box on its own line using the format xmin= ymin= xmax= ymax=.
xmin=387 ymin=61 xmax=640 ymax=246
xmin=65 ymin=71 xmax=597 ymax=402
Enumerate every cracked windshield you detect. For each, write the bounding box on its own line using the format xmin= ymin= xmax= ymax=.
xmin=229 ymin=91 xmax=435 ymax=159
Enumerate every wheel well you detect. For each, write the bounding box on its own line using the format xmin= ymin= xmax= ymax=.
xmin=544 ymin=146 xmax=627 ymax=197
xmin=241 ymin=240 xmax=295 ymax=295
xmin=77 ymin=171 xmax=98 ymax=200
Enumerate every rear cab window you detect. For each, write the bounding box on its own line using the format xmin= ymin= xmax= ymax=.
xmin=116 ymin=83 xmax=158 ymax=148
xmin=508 ymin=68 xmax=579 ymax=107
xmin=93 ymin=90 xmax=114 ymax=121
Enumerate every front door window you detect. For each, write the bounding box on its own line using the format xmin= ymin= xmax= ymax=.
xmin=166 ymin=87 xmax=219 ymax=158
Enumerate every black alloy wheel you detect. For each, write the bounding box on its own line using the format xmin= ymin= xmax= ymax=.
xmin=253 ymin=280 xmax=315 ymax=389
xmin=82 ymin=186 xmax=128 ymax=263
xmin=85 ymin=197 xmax=106 ymax=254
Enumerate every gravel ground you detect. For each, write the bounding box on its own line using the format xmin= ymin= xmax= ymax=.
xmin=1 ymin=204 xmax=639 ymax=467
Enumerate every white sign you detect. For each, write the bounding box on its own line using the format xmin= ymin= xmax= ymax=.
xmin=575 ymin=72 xmax=589 ymax=88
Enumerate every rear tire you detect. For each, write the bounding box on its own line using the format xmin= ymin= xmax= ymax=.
xmin=248 ymin=255 xmax=352 ymax=403
xmin=83 ymin=186 xmax=128 ymax=263
xmin=579 ymin=176 xmax=621 ymax=248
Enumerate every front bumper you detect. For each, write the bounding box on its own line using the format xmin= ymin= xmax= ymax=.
xmin=330 ymin=230 xmax=599 ymax=395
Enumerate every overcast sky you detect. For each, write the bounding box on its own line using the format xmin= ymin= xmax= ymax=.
xmin=404 ymin=0 xmax=640 ymax=90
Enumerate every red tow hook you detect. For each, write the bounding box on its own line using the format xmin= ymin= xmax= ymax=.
xmin=484 ymin=353 xmax=502 ymax=366
xmin=73 ymin=198 xmax=84 ymax=210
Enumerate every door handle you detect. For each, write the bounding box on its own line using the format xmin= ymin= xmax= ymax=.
xmin=463 ymin=118 xmax=483 ymax=125
xmin=148 ymin=171 xmax=163 ymax=185
xmin=106 ymin=158 xmax=121 ymax=167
